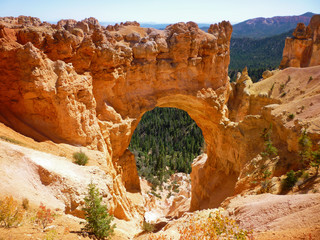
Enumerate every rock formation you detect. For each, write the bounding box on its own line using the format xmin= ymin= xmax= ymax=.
xmin=280 ymin=14 xmax=320 ymax=68
xmin=1 ymin=15 xmax=320 ymax=220
xmin=0 ymin=16 xmax=238 ymax=214
xmin=262 ymin=69 xmax=280 ymax=79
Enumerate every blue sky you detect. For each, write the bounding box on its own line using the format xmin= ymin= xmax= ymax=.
xmin=1 ymin=0 xmax=319 ymax=24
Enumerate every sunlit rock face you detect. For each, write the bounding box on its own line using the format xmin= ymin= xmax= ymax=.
xmin=280 ymin=14 xmax=320 ymax=69
xmin=1 ymin=16 xmax=276 ymax=214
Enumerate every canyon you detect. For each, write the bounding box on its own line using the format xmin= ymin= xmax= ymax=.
xmin=0 ymin=14 xmax=320 ymax=239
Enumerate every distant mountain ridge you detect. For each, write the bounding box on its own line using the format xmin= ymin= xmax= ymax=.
xmin=133 ymin=12 xmax=316 ymax=39
xmin=232 ymin=12 xmax=316 ymax=38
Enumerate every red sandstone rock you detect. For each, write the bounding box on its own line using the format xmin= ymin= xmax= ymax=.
xmin=280 ymin=14 xmax=320 ymax=68
xmin=0 ymin=17 xmax=235 ymax=214
xmin=2 ymin=16 xmax=319 ymax=220
xmin=292 ymin=23 xmax=312 ymax=39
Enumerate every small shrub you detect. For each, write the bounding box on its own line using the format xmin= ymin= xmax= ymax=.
xmin=261 ymin=124 xmax=278 ymax=157
xmin=151 ymin=185 xmax=157 ymax=192
xmin=150 ymin=191 xmax=161 ymax=199
xmin=73 ymin=151 xmax=89 ymax=166
xmin=35 ymin=203 xmax=55 ymax=230
xmin=179 ymin=209 xmax=252 ymax=240
xmin=297 ymin=130 xmax=320 ymax=174
xmin=296 ymin=170 xmax=309 ymax=179
xmin=308 ymin=76 xmax=313 ymax=82
xmin=172 ymin=183 xmax=180 ymax=193
xmin=149 ymin=176 xmax=160 ymax=189
xmin=270 ymin=83 xmax=275 ymax=92
xmin=82 ymin=183 xmax=116 ymax=240
xmin=280 ymin=92 xmax=286 ymax=97
xmin=298 ymin=130 xmax=312 ymax=165
xmin=22 ymin=198 xmax=29 ymax=210
xmin=0 ymin=196 xmax=24 ymax=228
xmin=311 ymin=149 xmax=320 ymax=175
xmin=44 ymin=229 xmax=58 ymax=240
xmin=261 ymin=139 xmax=278 ymax=157
xmin=0 ymin=136 xmax=24 ymax=146
xmin=250 ymin=180 xmax=258 ymax=185
xmin=288 ymin=113 xmax=295 ymax=120
xmin=302 ymin=171 xmax=309 ymax=179
xmin=279 ymin=84 xmax=285 ymax=92
xmin=262 ymin=169 xmax=272 ymax=179
xmin=142 ymin=220 xmax=155 ymax=232
xmin=173 ymin=188 xmax=180 ymax=193
xmin=282 ymin=170 xmax=297 ymax=190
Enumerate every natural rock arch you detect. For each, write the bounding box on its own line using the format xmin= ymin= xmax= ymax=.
xmin=0 ymin=17 xmax=262 ymax=215
xmin=86 ymin=21 xmax=242 ymax=210
xmin=123 ymin=93 xmax=240 ymax=210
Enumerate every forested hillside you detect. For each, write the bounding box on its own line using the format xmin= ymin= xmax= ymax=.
xmin=228 ymin=29 xmax=294 ymax=82
xmin=129 ymin=107 xmax=204 ymax=186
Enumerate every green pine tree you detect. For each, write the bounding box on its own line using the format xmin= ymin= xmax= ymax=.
xmin=82 ymin=183 xmax=116 ymax=240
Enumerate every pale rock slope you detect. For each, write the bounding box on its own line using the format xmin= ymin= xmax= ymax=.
xmin=0 ymin=139 xmax=145 ymax=222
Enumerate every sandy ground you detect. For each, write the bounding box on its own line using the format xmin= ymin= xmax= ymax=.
xmin=140 ymin=193 xmax=320 ymax=240
xmin=227 ymin=193 xmax=320 ymax=239
xmin=251 ymin=65 xmax=320 ymax=131
xmin=0 ymin=212 xmax=139 ymax=240
xmin=0 ymin=139 xmax=141 ymax=240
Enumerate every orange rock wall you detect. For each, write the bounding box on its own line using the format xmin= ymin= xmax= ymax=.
xmin=280 ymin=14 xmax=320 ymax=68
xmin=0 ymin=16 xmax=273 ymax=214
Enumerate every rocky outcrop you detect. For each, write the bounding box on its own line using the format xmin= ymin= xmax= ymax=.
xmin=117 ymin=149 xmax=141 ymax=192
xmin=228 ymin=67 xmax=253 ymax=122
xmin=280 ymin=14 xmax=320 ymax=68
xmin=0 ymin=41 xmax=106 ymax=151
xmin=0 ymin=16 xmax=238 ymax=214
xmin=262 ymin=69 xmax=280 ymax=79
xmin=2 ymin=15 xmax=320 ymax=219
xmin=228 ymin=67 xmax=280 ymax=122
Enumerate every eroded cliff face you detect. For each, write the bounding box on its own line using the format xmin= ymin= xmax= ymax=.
xmin=280 ymin=14 xmax=320 ymax=68
xmin=1 ymin=15 xmax=319 ymax=218
xmin=0 ymin=16 xmax=239 ymax=214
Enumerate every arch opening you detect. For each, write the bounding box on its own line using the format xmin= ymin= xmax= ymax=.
xmin=115 ymin=93 xmax=240 ymax=212
xmin=129 ymin=107 xmax=205 ymax=187
xmin=128 ymin=106 xmax=206 ymax=218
